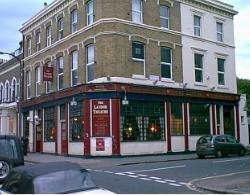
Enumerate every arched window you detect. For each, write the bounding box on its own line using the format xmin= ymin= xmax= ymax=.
xmin=11 ymin=78 xmax=17 ymax=102
xmin=5 ymin=81 xmax=10 ymax=102
xmin=0 ymin=83 xmax=4 ymax=103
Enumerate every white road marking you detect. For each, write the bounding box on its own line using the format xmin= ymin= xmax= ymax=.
xmin=139 ymin=178 xmax=152 ymax=181
xmin=137 ymin=174 xmax=148 ymax=177
xmin=169 ymin=183 xmax=182 ymax=187
xmin=125 ymin=172 xmax=135 ymax=174
xmin=103 ymin=171 xmax=114 ymax=174
xmin=125 ymin=165 xmax=186 ymax=173
xmin=127 ymin=175 xmax=139 ymax=178
xmin=149 ymin=176 xmax=162 ymax=180
xmin=115 ymin=173 xmax=126 ymax=176
xmin=164 ymin=179 xmax=176 ymax=182
xmin=179 ymin=182 xmax=188 ymax=185
xmin=93 ymin=170 xmax=103 ymax=172
xmin=155 ymin=180 xmax=167 ymax=184
xmin=213 ymin=157 xmax=250 ymax=163
xmin=86 ymin=169 xmax=92 ymax=171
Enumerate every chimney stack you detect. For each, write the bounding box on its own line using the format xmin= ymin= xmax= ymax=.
xmin=44 ymin=2 xmax=48 ymax=7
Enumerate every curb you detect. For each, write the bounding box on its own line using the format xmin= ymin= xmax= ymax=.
xmin=193 ymin=183 xmax=242 ymax=194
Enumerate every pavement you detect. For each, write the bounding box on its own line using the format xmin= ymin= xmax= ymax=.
xmin=24 ymin=151 xmax=250 ymax=194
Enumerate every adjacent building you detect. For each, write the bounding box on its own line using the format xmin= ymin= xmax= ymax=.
xmin=19 ymin=0 xmax=248 ymax=156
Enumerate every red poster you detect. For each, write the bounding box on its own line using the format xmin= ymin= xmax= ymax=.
xmin=96 ymin=138 xmax=105 ymax=151
xmin=43 ymin=66 xmax=53 ymax=81
xmin=92 ymin=100 xmax=110 ymax=137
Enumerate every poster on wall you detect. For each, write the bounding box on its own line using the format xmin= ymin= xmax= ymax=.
xmin=96 ymin=138 xmax=105 ymax=151
xmin=92 ymin=100 xmax=110 ymax=137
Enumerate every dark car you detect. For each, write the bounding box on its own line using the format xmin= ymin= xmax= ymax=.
xmin=196 ymin=134 xmax=246 ymax=159
xmin=0 ymin=161 xmax=114 ymax=194
xmin=0 ymin=135 xmax=24 ymax=183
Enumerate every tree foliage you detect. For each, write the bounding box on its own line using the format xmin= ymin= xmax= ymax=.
xmin=237 ymin=78 xmax=250 ymax=115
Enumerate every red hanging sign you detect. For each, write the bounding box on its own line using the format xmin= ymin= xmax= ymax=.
xmin=43 ymin=66 xmax=53 ymax=81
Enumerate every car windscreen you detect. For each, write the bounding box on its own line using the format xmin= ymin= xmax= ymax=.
xmin=33 ymin=169 xmax=97 ymax=194
xmin=0 ymin=139 xmax=18 ymax=159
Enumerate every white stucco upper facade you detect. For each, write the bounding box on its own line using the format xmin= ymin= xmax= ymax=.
xmin=180 ymin=0 xmax=238 ymax=94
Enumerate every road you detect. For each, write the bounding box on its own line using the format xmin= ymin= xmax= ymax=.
xmin=89 ymin=156 xmax=250 ymax=194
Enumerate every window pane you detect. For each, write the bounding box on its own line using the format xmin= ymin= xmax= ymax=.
xmin=132 ymin=42 xmax=144 ymax=60
xmin=87 ymin=45 xmax=94 ymax=64
xmin=194 ymin=15 xmax=200 ymax=26
xmin=72 ymin=70 xmax=78 ymax=86
xmin=71 ymin=51 xmax=78 ymax=69
xmin=171 ymin=102 xmax=183 ymax=135
xmin=195 ymin=69 xmax=203 ymax=82
xmin=70 ymin=101 xmax=83 ymax=142
xmin=194 ymin=27 xmax=200 ymax=36
xmin=87 ymin=0 xmax=93 ymax=13
xmin=44 ymin=107 xmax=56 ymax=142
xmin=132 ymin=0 xmax=141 ymax=11
xmin=160 ymin=18 xmax=168 ymax=28
xmin=59 ymin=75 xmax=64 ymax=89
xmin=195 ymin=54 xmax=203 ymax=68
xmin=223 ymin=106 xmax=235 ymax=136
xmin=217 ymin=22 xmax=223 ymax=33
xmin=132 ymin=12 xmax=141 ymax=23
xmin=161 ymin=64 xmax=171 ymax=78
xmin=87 ymin=64 xmax=94 ymax=82
xmin=218 ymin=73 xmax=225 ymax=85
xmin=160 ymin=6 xmax=168 ymax=18
xmin=189 ymin=103 xmax=210 ymax=135
xmin=161 ymin=47 xmax=171 ymax=63
xmin=218 ymin=58 xmax=225 ymax=72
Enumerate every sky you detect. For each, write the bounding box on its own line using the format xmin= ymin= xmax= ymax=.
xmin=0 ymin=0 xmax=249 ymax=79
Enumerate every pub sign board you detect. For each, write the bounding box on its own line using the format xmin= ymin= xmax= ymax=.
xmin=43 ymin=66 xmax=53 ymax=81
xmin=92 ymin=100 xmax=110 ymax=137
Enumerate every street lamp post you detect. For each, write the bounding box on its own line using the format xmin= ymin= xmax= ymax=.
xmin=0 ymin=51 xmax=23 ymax=138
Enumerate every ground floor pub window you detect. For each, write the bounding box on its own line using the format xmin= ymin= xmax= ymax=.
xmin=69 ymin=101 xmax=83 ymax=142
xmin=23 ymin=112 xmax=30 ymax=137
xmin=189 ymin=103 xmax=210 ymax=135
xmin=171 ymin=102 xmax=183 ymax=135
xmin=121 ymin=100 xmax=165 ymax=141
xmin=44 ymin=107 xmax=56 ymax=142
xmin=223 ymin=105 xmax=235 ymax=136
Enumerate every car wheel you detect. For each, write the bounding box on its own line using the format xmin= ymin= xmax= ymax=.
xmin=0 ymin=160 xmax=11 ymax=182
xmin=238 ymin=148 xmax=246 ymax=156
xmin=198 ymin=155 xmax=205 ymax=159
xmin=216 ymin=150 xmax=223 ymax=158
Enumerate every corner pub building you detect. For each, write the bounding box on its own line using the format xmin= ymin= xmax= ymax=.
xmin=20 ymin=0 xmax=247 ymax=156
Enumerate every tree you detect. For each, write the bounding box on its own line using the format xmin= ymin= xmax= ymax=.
xmin=237 ymin=78 xmax=250 ymax=115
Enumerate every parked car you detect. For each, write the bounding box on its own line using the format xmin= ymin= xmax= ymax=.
xmin=0 ymin=135 xmax=24 ymax=183
xmin=0 ymin=161 xmax=114 ymax=194
xmin=196 ymin=134 xmax=246 ymax=159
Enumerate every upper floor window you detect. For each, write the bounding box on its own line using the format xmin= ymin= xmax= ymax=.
xmin=0 ymin=84 xmax=3 ymax=103
xmin=132 ymin=42 xmax=144 ymax=61
xmin=216 ymin=22 xmax=223 ymax=42
xmin=71 ymin=51 xmax=78 ymax=86
xmin=45 ymin=62 xmax=52 ymax=94
xmin=35 ymin=66 xmax=41 ymax=96
xmin=194 ymin=53 xmax=203 ymax=83
xmin=132 ymin=0 xmax=143 ymax=24
xmin=160 ymin=5 xmax=169 ymax=29
xmin=194 ymin=15 xmax=201 ymax=36
xmin=71 ymin=9 xmax=77 ymax=33
xmin=161 ymin=47 xmax=172 ymax=79
xmin=26 ymin=70 xmax=31 ymax=99
xmin=58 ymin=18 xmax=64 ymax=40
xmin=27 ymin=38 xmax=32 ymax=56
xmin=86 ymin=0 xmax=94 ymax=25
xmin=57 ymin=56 xmax=64 ymax=90
xmin=5 ymin=81 xmax=10 ymax=102
xmin=11 ymin=78 xmax=17 ymax=102
xmin=35 ymin=31 xmax=41 ymax=51
xmin=86 ymin=44 xmax=94 ymax=82
xmin=46 ymin=25 xmax=52 ymax=46
xmin=218 ymin=58 xmax=225 ymax=85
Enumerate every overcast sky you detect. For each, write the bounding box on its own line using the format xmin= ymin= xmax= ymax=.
xmin=0 ymin=0 xmax=249 ymax=79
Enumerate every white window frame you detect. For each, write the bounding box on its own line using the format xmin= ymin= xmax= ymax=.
xmin=216 ymin=22 xmax=224 ymax=42
xmin=11 ymin=77 xmax=17 ymax=102
xmin=194 ymin=53 xmax=204 ymax=84
xmin=45 ymin=62 xmax=52 ymax=94
xmin=0 ymin=83 xmax=3 ymax=103
xmin=193 ymin=15 xmax=201 ymax=37
xmin=27 ymin=38 xmax=32 ymax=56
xmin=5 ymin=81 xmax=10 ymax=102
xmin=57 ymin=56 xmax=64 ymax=90
xmin=46 ymin=26 xmax=52 ymax=46
xmin=86 ymin=0 xmax=94 ymax=26
xmin=132 ymin=0 xmax=143 ymax=24
xmin=35 ymin=66 xmax=41 ymax=96
xmin=160 ymin=5 xmax=169 ymax=29
xmin=217 ymin=57 xmax=226 ymax=86
xmin=86 ymin=44 xmax=95 ymax=82
xmin=26 ymin=71 xmax=31 ymax=99
xmin=58 ymin=18 xmax=64 ymax=40
xmin=36 ymin=32 xmax=41 ymax=51
xmin=71 ymin=51 xmax=78 ymax=86
xmin=71 ymin=9 xmax=77 ymax=33
xmin=160 ymin=47 xmax=172 ymax=80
